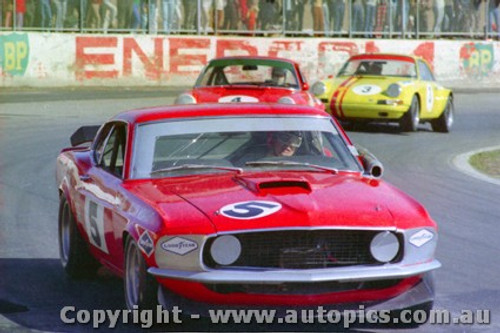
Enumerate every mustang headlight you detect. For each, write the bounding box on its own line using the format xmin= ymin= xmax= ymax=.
xmin=174 ymin=93 xmax=197 ymax=105
xmin=210 ymin=235 xmax=241 ymax=265
xmin=370 ymin=231 xmax=400 ymax=263
xmin=311 ymin=81 xmax=327 ymax=96
xmin=278 ymin=96 xmax=296 ymax=105
xmin=386 ymin=83 xmax=402 ymax=98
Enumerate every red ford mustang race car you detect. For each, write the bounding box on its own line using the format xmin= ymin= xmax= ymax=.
xmin=174 ymin=56 xmax=324 ymax=110
xmin=56 ymin=103 xmax=440 ymax=325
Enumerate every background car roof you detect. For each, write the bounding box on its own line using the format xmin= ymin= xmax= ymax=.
xmin=209 ymin=55 xmax=298 ymax=65
xmin=113 ymin=103 xmax=329 ymax=125
xmin=349 ymin=53 xmax=416 ymax=63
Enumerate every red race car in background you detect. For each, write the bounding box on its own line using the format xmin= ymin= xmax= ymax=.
xmin=174 ymin=56 xmax=324 ymax=110
xmin=56 ymin=103 xmax=440 ymax=326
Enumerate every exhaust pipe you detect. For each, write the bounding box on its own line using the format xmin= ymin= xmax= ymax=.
xmin=356 ymin=146 xmax=384 ymax=179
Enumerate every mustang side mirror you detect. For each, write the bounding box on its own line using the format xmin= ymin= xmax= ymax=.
xmin=355 ymin=145 xmax=383 ymax=179
xmin=70 ymin=125 xmax=100 ymax=147
xmin=302 ymin=82 xmax=309 ymax=91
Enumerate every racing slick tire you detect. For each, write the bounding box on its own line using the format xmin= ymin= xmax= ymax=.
xmin=124 ymin=237 xmax=158 ymax=310
xmin=58 ymin=196 xmax=99 ymax=279
xmin=431 ymin=96 xmax=454 ymax=133
xmin=400 ymin=95 xmax=420 ymax=132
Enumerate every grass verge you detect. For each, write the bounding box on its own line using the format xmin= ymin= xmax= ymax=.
xmin=469 ymin=150 xmax=500 ymax=178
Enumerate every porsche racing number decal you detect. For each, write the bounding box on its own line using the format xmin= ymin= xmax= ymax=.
xmin=220 ymin=201 xmax=282 ymax=220
xmin=426 ymin=84 xmax=434 ymax=112
xmin=352 ymin=84 xmax=382 ymax=96
xmin=218 ymin=95 xmax=259 ymax=103
xmin=84 ymin=198 xmax=109 ymax=254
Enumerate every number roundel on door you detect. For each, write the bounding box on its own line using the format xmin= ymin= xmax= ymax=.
xmin=219 ymin=201 xmax=282 ymax=220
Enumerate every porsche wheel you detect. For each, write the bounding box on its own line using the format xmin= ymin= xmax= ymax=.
xmin=431 ymin=96 xmax=454 ymax=133
xmin=400 ymin=96 xmax=420 ymax=132
xmin=124 ymin=237 xmax=158 ymax=310
xmin=58 ymin=196 xmax=99 ymax=278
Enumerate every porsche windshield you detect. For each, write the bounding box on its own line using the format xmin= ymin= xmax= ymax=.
xmin=131 ymin=116 xmax=362 ymax=179
xmin=195 ymin=59 xmax=299 ymax=88
xmin=338 ymin=59 xmax=417 ymax=78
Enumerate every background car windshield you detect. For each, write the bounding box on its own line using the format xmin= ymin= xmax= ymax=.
xmin=196 ymin=62 xmax=299 ymax=88
xmin=131 ymin=117 xmax=361 ymax=179
xmin=338 ymin=59 xmax=417 ymax=78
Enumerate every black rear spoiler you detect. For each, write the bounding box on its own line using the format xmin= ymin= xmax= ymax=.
xmin=70 ymin=125 xmax=100 ymax=147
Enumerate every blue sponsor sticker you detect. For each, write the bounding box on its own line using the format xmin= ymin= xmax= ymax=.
xmin=138 ymin=231 xmax=154 ymax=257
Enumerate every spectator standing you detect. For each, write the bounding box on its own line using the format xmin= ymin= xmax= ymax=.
xmin=365 ymin=0 xmax=377 ymax=37
xmin=141 ymin=0 xmax=158 ymax=33
xmin=442 ymin=0 xmax=454 ymax=32
xmin=53 ymin=0 xmax=68 ymax=30
xmin=102 ymin=0 xmax=117 ymax=32
xmin=284 ymin=0 xmax=297 ymax=32
xmin=200 ymin=0 xmax=213 ymax=33
xmin=295 ymin=0 xmax=306 ymax=32
xmin=352 ymin=0 xmax=364 ymax=33
xmin=374 ymin=0 xmax=387 ymax=36
xmin=66 ymin=0 xmax=87 ymax=29
xmin=223 ymin=0 xmax=239 ymax=30
xmin=488 ymin=0 xmax=500 ymax=38
xmin=333 ymin=0 xmax=345 ymax=34
xmin=258 ymin=0 xmax=279 ymax=31
xmin=238 ymin=0 xmax=248 ymax=28
xmin=182 ymin=0 xmax=196 ymax=30
xmin=160 ymin=0 xmax=176 ymax=33
xmin=312 ymin=0 xmax=325 ymax=34
xmin=86 ymin=0 xmax=101 ymax=30
xmin=419 ymin=0 xmax=433 ymax=33
xmin=396 ymin=0 xmax=410 ymax=33
xmin=117 ymin=0 xmax=133 ymax=30
xmin=247 ymin=0 xmax=258 ymax=32
xmin=215 ymin=0 xmax=226 ymax=31
xmin=433 ymin=0 xmax=444 ymax=34
xmin=39 ymin=0 xmax=52 ymax=29
xmin=131 ymin=0 xmax=141 ymax=29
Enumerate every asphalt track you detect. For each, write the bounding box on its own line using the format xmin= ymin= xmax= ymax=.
xmin=1 ymin=88 xmax=500 ymax=333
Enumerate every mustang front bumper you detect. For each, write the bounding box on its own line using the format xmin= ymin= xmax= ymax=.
xmin=148 ymin=260 xmax=440 ymax=284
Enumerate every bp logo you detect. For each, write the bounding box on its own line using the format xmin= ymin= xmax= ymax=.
xmin=0 ymin=33 xmax=29 ymax=76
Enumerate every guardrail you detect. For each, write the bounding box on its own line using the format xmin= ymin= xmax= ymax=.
xmin=1 ymin=0 xmax=499 ymax=40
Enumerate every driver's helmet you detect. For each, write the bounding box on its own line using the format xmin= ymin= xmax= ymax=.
xmin=273 ymin=131 xmax=303 ymax=148
xmin=271 ymin=67 xmax=287 ymax=85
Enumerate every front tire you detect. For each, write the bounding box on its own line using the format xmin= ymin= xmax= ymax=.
xmin=400 ymin=95 xmax=420 ymax=132
xmin=58 ymin=196 xmax=99 ymax=278
xmin=431 ymin=96 xmax=454 ymax=133
xmin=124 ymin=237 xmax=158 ymax=310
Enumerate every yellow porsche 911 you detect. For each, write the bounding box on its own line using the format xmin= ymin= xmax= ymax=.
xmin=311 ymin=53 xmax=454 ymax=132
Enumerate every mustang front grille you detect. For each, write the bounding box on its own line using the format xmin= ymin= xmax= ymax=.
xmin=203 ymin=230 xmax=403 ymax=269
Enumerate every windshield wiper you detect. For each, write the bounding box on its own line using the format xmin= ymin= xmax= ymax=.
xmin=245 ymin=161 xmax=338 ymax=174
xmin=151 ymin=164 xmax=243 ymax=175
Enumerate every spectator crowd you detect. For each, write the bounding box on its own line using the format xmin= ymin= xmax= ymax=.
xmin=1 ymin=0 xmax=499 ymax=38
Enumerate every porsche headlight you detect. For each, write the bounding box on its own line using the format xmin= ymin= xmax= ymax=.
xmin=370 ymin=231 xmax=400 ymax=263
xmin=210 ymin=235 xmax=241 ymax=265
xmin=174 ymin=93 xmax=197 ymax=105
xmin=278 ymin=96 xmax=296 ymax=105
xmin=386 ymin=83 xmax=402 ymax=98
xmin=311 ymin=81 xmax=327 ymax=96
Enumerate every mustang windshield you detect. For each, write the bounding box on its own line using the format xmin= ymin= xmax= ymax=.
xmin=195 ymin=59 xmax=299 ymax=88
xmin=131 ymin=116 xmax=362 ymax=179
xmin=338 ymin=59 xmax=417 ymax=78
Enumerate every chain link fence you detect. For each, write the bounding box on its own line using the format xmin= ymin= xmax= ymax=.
xmin=1 ymin=0 xmax=499 ymax=40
